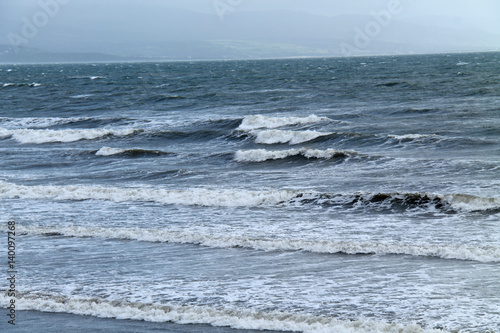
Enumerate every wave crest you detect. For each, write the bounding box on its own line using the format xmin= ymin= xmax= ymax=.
xmin=388 ymin=134 xmax=439 ymax=141
xmin=235 ymin=148 xmax=357 ymax=162
xmin=238 ymin=114 xmax=329 ymax=131
xmin=0 ymin=116 xmax=91 ymax=129
xmin=251 ymin=129 xmax=332 ymax=145
xmin=0 ymin=128 xmax=139 ymax=144
xmin=96 ymin=147 xmax=171 ymax=157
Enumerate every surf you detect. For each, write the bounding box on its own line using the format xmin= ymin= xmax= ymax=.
xmin=0 ymin=293 xmax=443 ymax=333
xmin=20 ymin=225 xmax=500 ymax=263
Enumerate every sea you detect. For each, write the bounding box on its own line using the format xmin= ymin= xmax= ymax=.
xmin=0 ymin=52 xmax=499 ymax=333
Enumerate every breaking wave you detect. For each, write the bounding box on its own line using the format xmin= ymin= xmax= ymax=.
xmin=1 ymin=181 xmax=498 ymax=213
xmin=388 ymin=134 xmax=440 ymax=141
xmin=237 ymin=114 xmax=330 ymax=131
xmin=0 ymin=116 xmax=92 ymax=129
xmin=70 ymin=94 xmax=94 ymax=99
xmin=0 ymin=181 xmax=296 ymax=207
xmin=0 ymin=293 xmax=442 ymax=333
xmin=1 ymin=82 xmax=41 ymax=88
xmin=251 ymin=129 xmax=332 ymax=145
xmin=235 ymin=148 xmax=358 ymax=162
xmin=0 ymin=128 xmax=140 ymax=144
xmin=20 ymin=226 xmax=500 ymax=262
xmin=289 ymin=192 xmax=500 ymax=213
xmin=95 ymin=146 xmax=172 ymax=157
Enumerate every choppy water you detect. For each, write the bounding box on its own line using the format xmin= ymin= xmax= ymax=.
xmin=1 ymin=52 xmax=500 ymax=332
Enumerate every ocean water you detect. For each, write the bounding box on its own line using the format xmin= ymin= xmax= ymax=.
xmin=1 ymin=53 xmax=499 ymax=333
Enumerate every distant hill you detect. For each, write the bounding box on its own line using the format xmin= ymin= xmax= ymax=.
xmin=0 ymin=45 xmax=127 ymax=64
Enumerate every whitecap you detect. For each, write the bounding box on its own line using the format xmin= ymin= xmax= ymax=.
xmin=0 ymin=128 xmax=138 ymax=144
xmin=95 ymin=147 xmax=127 ymax=156
xmin=235 ymin=148 xmax=355 ymax=162
xmin=388 ymin=134 xmax=439 ymax=140
xmin=0 ymin=181 xmax=298 ymax=207
xmin=252 ymin=129 xmax=332 ymax=145
xmin=447 ymin=194 xmax=500 ymax=212
xmin=70 ymin=94 xmax=94 ymax=99
xmin=238 ymin=114 xmax=330 ymax=131
xmin=0 ymin=116 xmax=91 ymax=129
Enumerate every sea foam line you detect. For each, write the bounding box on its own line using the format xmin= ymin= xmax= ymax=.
xmin=19 ymin=226 xmax=500 ymax=262
xmin=0 ymin=128 xmax=140 ymax=144
xmin=0 ymin=293 xmax=443 ymax=333
xmin=237 ymin=114 xmax=330 ymax=131
xmin=235 ymin=148 xmax=357 ymax=162
xmin=0 ymin=182 xmax=297 ymax=207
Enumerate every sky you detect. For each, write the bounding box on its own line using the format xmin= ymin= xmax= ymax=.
xmin=1 ymin=0 xmax=499 ymax=61
xmin=171 ymin=0 xmax=500 ymax=22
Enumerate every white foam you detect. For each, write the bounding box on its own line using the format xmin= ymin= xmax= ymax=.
xmin=252 ymin=129 xmax=332 ymax=145
xmin=238 ymin=115 xmax=330 ymax=131
xmin=389 ymin=134 xmax=438 ymax=140
xmin=0 ymin=116 xmax=90 ymax=129
xmin=0 ymin=293 xmax=441 ymax=333
xmin=235 ymin=148 xmax=355 ymax=162
xmin=0 ymin=128 xmax=138 ymax=143
xmin=0 ymin=182 xmax=298 ymax=207
xmin=69 ymin=75 xmax=106 ymax=80
xmin=70 ymin=94 xmax=94 ymax=99
xmin=20 ymin=226 xmax=500 ymax=262
xmin=2 ymin=181 xmax=497 ymax=213
xmin=95 ymin=147 xmax=128 ymax=156
xmin=448 ymin=194 xmax=500 ymax=212
xmin=1 ymin=82 xmax=41 ymax=87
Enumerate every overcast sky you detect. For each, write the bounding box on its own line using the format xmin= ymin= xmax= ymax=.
xmin=3 ymin=0 xmax=500 ymax=21
xmin=1 ymin=0 xmax=499 ymax=61
xmin=170 ymin=0 xmax=500 ymax=21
